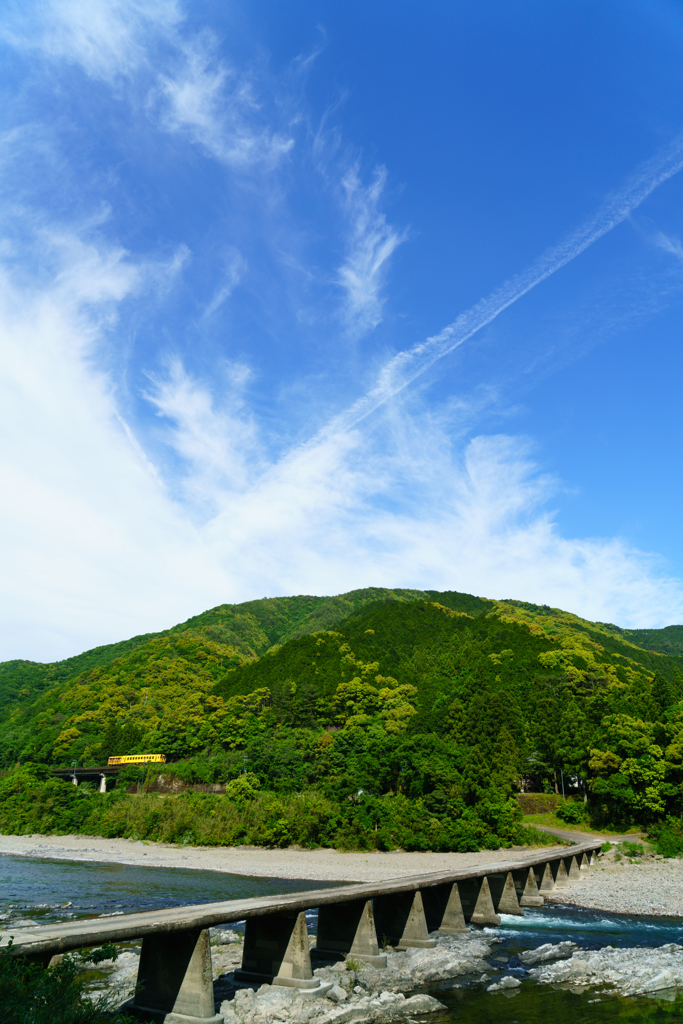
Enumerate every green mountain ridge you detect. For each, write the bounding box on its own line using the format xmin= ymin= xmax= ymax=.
xmin=2 ymin=587 xmax=681 ymax=716
xmin=0 ymin=588 xmax=494 ymax=713
xmin=2 ymin=586 xmax=683 ymax=852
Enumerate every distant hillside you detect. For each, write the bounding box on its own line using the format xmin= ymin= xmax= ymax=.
xmin=0 ymin=632 xmax=161 ymax=713
xmin=2 ymin=587 xmax=683 ymax=850
xmin=601 ymin=623 xmax=683 ymax=658
xmin=0 ymin=588 xmax=493 ymax=713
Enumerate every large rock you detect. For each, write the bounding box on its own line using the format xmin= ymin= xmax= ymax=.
xmin=487 ymin=976 xmax=521 ymax=993
xmin=529 ymin=943 xmax=683 ymax=996
xmin=519 ymin=941 xmax=577 ymax=965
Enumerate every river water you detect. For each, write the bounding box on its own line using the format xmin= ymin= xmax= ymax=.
xmin=1 ymin=854 xmax=683 ymax=1023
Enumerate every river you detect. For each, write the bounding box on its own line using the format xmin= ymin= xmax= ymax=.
xmin=1 ymin=854 xmax=682 ymax=1023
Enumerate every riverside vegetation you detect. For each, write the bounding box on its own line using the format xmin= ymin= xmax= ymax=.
xmin=2 ymin=587 xmax=683 ymax=852
xmin=0 ymin=940 xmax=133 ymax=1024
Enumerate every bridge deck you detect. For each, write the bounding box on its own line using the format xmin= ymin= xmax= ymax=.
xmin=0 ymin=840 xmax=600 ymax=958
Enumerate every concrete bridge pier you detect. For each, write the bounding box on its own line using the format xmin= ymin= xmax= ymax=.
xmin=493 ymin=872 xmax=524 ymax=916
xmin=579 ymin=852 xmax=591 ymax=876
xmin=568 ymin=856 xmax=582 ymax=881
xmin=373 ymin=891 xmax=436 ymax=950
xmin=234 ymin=911 xmax=331 ymax=996
xmin=313 ymin=899 xmax=387 ymax=968
xmin=129 ymin=927 xmax=222 ymax=1023
xmin=421 ymin=882 xmax=467 ymax=934
xmin=550 ymin=857 xmax=570 ymax=889
xmin=514 ymin=867 xmax=544 ymax=907
xmin=458 ymin=877 xmax=501 ymax=927
xmin=539 ymin=862 xmax=555 ymax=894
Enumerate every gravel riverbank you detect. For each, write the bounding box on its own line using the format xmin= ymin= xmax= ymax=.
xmin=547 ymin=844 xmax=683 ymax=917
xmin=0 ymin=834 xmax=562 ymax=882
xmin=1 ymin=832 xmax=681 ymax=916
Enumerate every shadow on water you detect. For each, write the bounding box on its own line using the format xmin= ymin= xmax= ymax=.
xmin=433 ymin=985 xmax=683 ymax=1024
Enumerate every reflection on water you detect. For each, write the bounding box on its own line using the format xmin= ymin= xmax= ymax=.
xmin=434 ymin=984 xmax=683 ymax=1024
xmin=431 ymin=905 xmax=683 ymax=1024
xmin=0 ymin=853 xmax=344 ymax=926
xmin=1 ymin=854 xmax=683 ymax=1022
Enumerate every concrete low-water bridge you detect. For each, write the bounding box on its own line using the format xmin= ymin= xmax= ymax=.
xmin=1 ymin=840 xmax=601 ymax=1024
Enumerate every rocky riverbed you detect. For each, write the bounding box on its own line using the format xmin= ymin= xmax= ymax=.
xmin=93 ymin=927 xmax=496 ymax=1021
xmin=89 ymin=917 xmax=683 ymax=1022
xmin=526 ymin=941 xmax=683 ymax=999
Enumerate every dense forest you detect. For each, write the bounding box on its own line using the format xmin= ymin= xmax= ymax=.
xmin=1 ymin=588 xmax=683 ymax=852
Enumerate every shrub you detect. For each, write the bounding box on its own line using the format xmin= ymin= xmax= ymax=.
xmin=556 ymin=800 xmax=587 ymax=825
xmin=225 ymin=773 xmax=260 ymax=801
xmin=515 ymin=793 xmax=561 ymax=815
xmin=650 ymin=818 xmax=683 ymax=858
xmin=0 ymin=940 xmax=133 ymax=1024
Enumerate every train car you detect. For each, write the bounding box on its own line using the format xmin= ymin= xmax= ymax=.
xmin=107 ymin=754 xmax=167 ymax=766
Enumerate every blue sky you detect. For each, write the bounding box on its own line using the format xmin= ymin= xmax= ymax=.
xmin=2 ymin=0 xmax=683 ymax=660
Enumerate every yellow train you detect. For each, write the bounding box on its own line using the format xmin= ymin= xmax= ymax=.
xmin=107 ymin=754 xmax=166 ymax=766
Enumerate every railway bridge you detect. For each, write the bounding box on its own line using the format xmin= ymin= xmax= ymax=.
xmin=1 ymin=839 xmax=601 ymax=1024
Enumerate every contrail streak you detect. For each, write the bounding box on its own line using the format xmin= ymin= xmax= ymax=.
xmin=328 ymin=131 xmax=683 ymax=436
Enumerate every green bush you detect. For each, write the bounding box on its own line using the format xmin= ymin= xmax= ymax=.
xmin=0 ymin=940 xmax=133 ymax=1024
xmin=556 ymin=800 xmax=587 ymax=825
xmin=225 ymin=773 xmax=260 ymax=801
xmin=650 ymin=818 xmax=683 ymax=858
xmin=0 ymin=768 xmax=537 ymax=853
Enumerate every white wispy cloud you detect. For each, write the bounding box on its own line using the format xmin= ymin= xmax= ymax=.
xmin=652 ymin=229 xmax=683 ymax=261
xmin=337 ymin=165 xmax=406 ymax=337
xmin=0 ymin=222 xmax=233 ymax=661
xmin=155 ymin=38 xmax=295 ymax=169
xmin=331 ymin=131 xmax=683 ymax=432
xmin=144 ymin=357 xmax=261 ymax=512
xmin=2 ymin=0 xmax=183 ymax=80
xmin=202 ymin=248 xmax=246 ymax=319
xmin=4 ymin=1 xmax=293 ymax=173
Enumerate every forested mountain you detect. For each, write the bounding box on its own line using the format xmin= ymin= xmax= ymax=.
xmin=1 ymin=588 xmax=683 ymax=851
xmin=0 ymin=588 xmax=489 ymax=713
